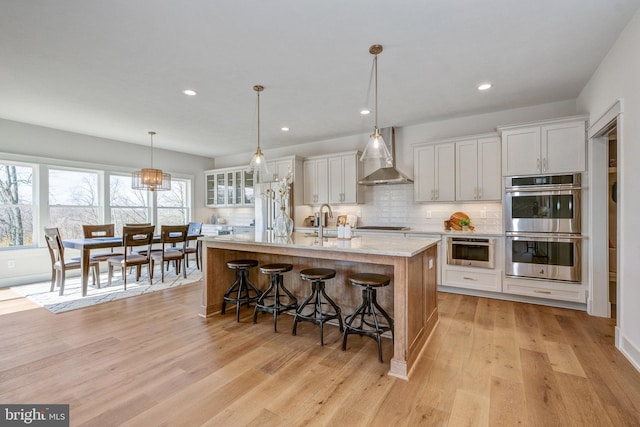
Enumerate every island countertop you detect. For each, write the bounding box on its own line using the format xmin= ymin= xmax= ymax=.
xmin=200 ymin=231 xmax=440 ymax=380
xmin=199 ymin=232 xmax=440 ymax=257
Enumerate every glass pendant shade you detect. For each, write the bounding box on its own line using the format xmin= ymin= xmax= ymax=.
xmin=131 ymin=131 xmax=171 ymax=191
xmin=249 ymin=146 xmax=270 ymax=183
xmin=360 ymin=127 xmax=392 ymax=164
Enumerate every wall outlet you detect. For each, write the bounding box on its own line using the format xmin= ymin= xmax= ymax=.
xmin=426 ymin=210 xmax=432 ymax=219
xmin=480 ymin=208 xmax=487 ymax=219
xmin=7 ymin=260 xmax=16 ymax=269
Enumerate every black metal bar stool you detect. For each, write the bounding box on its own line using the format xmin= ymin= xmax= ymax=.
xmin=292 ymin=268 xmax=344 ymax=346
xmin=222 ymin=259 xmax=261 ymax=322
xmin=253 ymin=263 xmax=298 ymax=332
xmin=341 ymin=273 xmax=394 ymax=363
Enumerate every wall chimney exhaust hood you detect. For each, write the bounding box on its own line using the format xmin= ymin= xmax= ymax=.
xmin=358 ymin=127 xmax=414 ymax=185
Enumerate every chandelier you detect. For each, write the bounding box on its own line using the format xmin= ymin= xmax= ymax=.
xmin=131 ymin=131 xmax=171 ymax=191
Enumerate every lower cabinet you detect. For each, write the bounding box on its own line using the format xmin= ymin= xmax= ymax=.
xmin=442 ymin=265 xmax=502 ymax=293
xmin=502 ymin=276 xmax=585 ymax=303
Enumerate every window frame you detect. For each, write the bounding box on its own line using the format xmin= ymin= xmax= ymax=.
xmin=0 ymin=153 xmax=195 ymax=250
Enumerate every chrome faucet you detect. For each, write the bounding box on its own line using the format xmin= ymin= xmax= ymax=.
xmin=317 ymin=203 xmax=334 ymax=240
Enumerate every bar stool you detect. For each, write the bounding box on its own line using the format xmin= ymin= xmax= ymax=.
xmin=292 ymin=268 xmax=344 ymax=346
xmin=341 ymin=273 xmax=394 ymax=363
xmin=222 ymin=259 xmax=261 ymax=322
xmin=253 ymin=263 xmax=298 ymax=332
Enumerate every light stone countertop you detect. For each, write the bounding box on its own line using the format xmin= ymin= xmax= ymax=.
xmin=294 ymin=226 xmax=503 ymax=238
xmin=201 ymin=231 xmax=440 ymax=258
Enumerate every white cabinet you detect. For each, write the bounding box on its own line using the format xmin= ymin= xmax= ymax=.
xmin=502 ymin=276 xmax=585 ymax=303
xmin=414 ymin=143 xmax=455 ymax=202
xmin=205 ymin=168 xmax=254 ymax=207
xmin=266 ymin=158 xmax=295 ymax=182
xmin=500 ymin=118 xmax=586 ymax=176
xmin=456 ymin=136 xmax=501 ymax=201
xmin=303 ymin=158 xmax=328 ymax=205
xmin=328 ymin=153 xmax=363 ymax=204
xmin=442 ymin=266 xmax=502 ymax=293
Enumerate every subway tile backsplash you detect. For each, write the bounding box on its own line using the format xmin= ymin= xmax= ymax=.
xmin=328 ymin=184 xmax=503 ymax=233
xmin=212 ymin=184 xmax=503 ymax=233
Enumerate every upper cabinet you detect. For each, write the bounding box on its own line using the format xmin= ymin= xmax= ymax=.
xmin=303 ymin=157 xmax=328 ymax=205
xmin=456 ymin=136 xmax=501 ymax=201
xmin=303 ymin=151 xmax=362 ymax=205
xmin=500 ymin=117 xmax=587 ymax=176
xmin=205 ymin=167 xmax=254 ymax=207
xmin=206 ymin=155 xmax=303 ymax=208
xmin=328 ymin=153 xmax=363 ymax=204
xmin=414 ymin=143 xmax=455 ymax=202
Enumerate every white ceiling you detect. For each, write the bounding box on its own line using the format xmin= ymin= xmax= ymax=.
xmin=1 ymin=0 xmax=639 ymax=158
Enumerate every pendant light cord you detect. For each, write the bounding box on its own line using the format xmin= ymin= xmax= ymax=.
xmin=374 ymin=53 xmax=379 ymax=130
xmin=257 ymin=89 xmax=261 ymax=150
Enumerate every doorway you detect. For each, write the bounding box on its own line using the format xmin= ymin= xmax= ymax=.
xmin=607 ymin=126 xmax=618 ymax=319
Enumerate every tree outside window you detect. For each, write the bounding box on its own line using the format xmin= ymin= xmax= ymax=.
xmin=48 ymin=168 xmax=100 ymax=239
xmin=110 ymin=174 xmax=150 ymax=232
xmin=0 ymin=163 xmax=34 ymax=247
xmin=157 ymin=179 xmax=190 ymax=225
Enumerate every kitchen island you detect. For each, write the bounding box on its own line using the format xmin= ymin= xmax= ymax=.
xmin=200 ymin=232 xmax=439 ymax=380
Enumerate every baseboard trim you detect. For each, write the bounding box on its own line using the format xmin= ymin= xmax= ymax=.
xmin=619 ymin=332 xmax=640 ymax=373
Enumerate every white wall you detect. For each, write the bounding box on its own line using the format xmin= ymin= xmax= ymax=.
xmin=0 ymin=118 xmax=216 ymax=286
xmin=577 ymin=9 xmax=640 ymax=371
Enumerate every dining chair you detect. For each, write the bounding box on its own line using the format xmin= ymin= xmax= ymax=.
xmin=151 ymin=224 xmax=189 ymax=282
xmin=183 ymin=221 xmax=202 ymax=270
xmin=106 ymin=225 xmax=155 ymax=289
xmin=44 ymin=227 xmax=100 ymax=296
xmin=82 ymin=224 xmax=123 ymax=263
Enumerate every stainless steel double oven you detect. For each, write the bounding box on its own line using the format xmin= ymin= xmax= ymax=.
xmin=504 ymin=173 xmax=582 ymax=282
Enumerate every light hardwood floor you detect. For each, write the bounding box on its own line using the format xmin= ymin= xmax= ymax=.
xmin=1 ymin=282 xmax=639 ymax=426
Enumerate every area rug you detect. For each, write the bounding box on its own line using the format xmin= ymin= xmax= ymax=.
xmin=11 ymin=267 xmax=202 ymax=314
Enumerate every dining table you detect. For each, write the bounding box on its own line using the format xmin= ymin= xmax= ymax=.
xmin=62 ymin=234 xmax=201 ymax=296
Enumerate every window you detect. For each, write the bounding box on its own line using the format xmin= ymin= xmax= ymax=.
xmin=48 ymin=168 xmax=100 ymax=239
xmin=0 ymin=163 xmax=34 ymax=248
xmin=157 ymin=179 xmax=190 ymax=225
xmin=0 ymin=155 xmax=194 ymax=249
xmin=109 ymin=174 xmax=150 ymax=232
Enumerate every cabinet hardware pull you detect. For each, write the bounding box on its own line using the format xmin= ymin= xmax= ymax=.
xmin=536 ymin=158 xmax=541 ymax=172
xmin=463 ymin=277 xmax=477 ymax=281
xmin=543 ymin=158 xmax=548 ymax=171
xmin=533 ymin=290 xmax=552 ymax=294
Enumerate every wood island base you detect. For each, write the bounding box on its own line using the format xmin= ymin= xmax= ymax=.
xmin=200 ymin=234 xmax=439 ymax=380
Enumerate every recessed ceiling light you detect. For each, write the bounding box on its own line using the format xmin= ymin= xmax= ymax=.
xmin=281 ymin=127 xmax=290 ymax=132
xmin=477 ymin=83 xmax=492 ymax=91
xmin=360 ymin=109 xmax=371 ymax=115
xmin=182 ymin=89 xmax=197 ymax=96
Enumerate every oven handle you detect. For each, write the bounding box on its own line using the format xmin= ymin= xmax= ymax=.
xmin=448 ymin=238 xmax=494 ymax=246
xmin=506 ymin=232 xmax=583 ymax=240
xmin=505 ymin=186 xmax=581 ymax=193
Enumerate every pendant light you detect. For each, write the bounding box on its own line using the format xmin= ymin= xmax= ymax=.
xmin=131 ymin=131 xmax=171 ymax=191
xmin=248 ymin=84 xmax=271 ymax=183
xmin=360 ymin=44 xmax=392 ymax=164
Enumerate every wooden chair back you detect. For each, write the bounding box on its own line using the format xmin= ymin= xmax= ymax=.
xmin=44 ymin=227 xmax=64 ymax=264
xmin=82 ymin=224 xmax=116 ymax=238
xmin=159 ymin=224 xmax=189 ymax=251
xmin=122 ymin=225 xmax=155 ymax=260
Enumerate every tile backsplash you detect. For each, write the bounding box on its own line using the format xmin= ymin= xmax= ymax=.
xmin=212 ymin=183 xmax=503 ymax=233
xmin=318 ymin=184 xmax=503 ymax=233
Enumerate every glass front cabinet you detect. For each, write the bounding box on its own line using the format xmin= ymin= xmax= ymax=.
xmin=205 ymin=168 xmax=254 ymax=207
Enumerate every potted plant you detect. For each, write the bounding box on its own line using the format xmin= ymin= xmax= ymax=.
xmin=459 ymin=217 xmax=471 ymax=231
